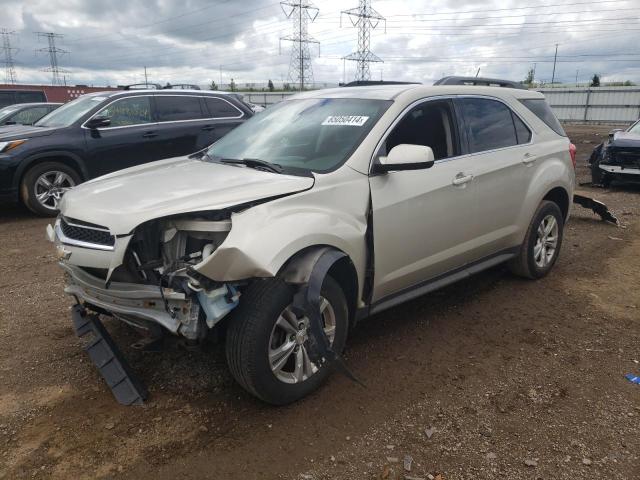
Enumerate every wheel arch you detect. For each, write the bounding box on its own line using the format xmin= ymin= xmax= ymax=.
xmin=278 ymin=245 xmax=360 ymax=329
xmin=542 ymin=185 xmax=570 ymax=221
xmin=16 ymin=151 xmax=88 ymax=191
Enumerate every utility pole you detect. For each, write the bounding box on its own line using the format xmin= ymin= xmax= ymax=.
xmin=219 ymin=65 xmax=222 ymax=88
xmin=575 ymin=69 xmax=579 ymax=86
xmin=280 ymin=0 xmax=319 ymax=91
xmin=144 ymin=66 xmax=148 ymax=85
xmin=551 ymin=43 xmax=558 ymax=85
xmin=35 ymin=32 xmax=68 ymax=86
xmin=341 ymin=0 xmax=386 ymax=82
xmin=1 ymin=28 xmax=18 ymax=84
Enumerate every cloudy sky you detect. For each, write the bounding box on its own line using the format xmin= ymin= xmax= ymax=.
xmin=2 ymin=0 xmax=640 ymax=88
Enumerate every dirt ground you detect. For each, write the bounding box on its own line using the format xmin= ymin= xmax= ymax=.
xmin=1 ymin=124 xmax=639 ymax=480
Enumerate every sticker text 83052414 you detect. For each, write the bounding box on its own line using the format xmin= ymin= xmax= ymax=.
xmin=321 ymin=115 xmax=369 ymax=127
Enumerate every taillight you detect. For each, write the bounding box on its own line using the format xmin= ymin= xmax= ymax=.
xmin=569 ymin=143 xmax=577 ymax=168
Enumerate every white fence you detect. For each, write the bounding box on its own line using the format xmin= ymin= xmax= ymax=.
xmin=242 ymin=86 xmax=640 ymax=124
xmin=535 ymin=86 xmax=640 ymax=124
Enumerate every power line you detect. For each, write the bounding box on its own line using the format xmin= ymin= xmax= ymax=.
xmin=280 ymin=0 xmax=320 ymax=90
xmin=0 ymin=28 xmax=18 ymax=84
xmin=341 ymin=0 xmax=386 ymax=81
xmin=35 ymin=32 xmax=69 ymax=86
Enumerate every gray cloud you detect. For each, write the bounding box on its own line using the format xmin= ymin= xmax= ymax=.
xmin=4 ymin=0 xmax=639 ymax=87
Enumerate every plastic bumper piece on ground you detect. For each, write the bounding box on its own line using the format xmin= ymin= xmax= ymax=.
xmin=71 ymin=304 xmax=148 ymax=406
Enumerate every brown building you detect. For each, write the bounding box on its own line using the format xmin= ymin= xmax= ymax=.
xmin=0 ymin=83 xmax=119 ymax=107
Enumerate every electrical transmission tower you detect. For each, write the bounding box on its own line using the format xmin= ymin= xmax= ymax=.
xmin=35 ymin=32 xmax=69 ymax=86
xmin=1 ymin=28 xmax=18 ymax=84
xmin=280 ymin=1 xmax=320 ymax=91
xmin=341 ymin=0 xmax=386 ymax=82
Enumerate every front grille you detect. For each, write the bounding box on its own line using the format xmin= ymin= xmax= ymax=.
xmin=611 ymin=149 xmax=640 ymax=169
xmin=60 ymin=217 xmax=115 ymax=247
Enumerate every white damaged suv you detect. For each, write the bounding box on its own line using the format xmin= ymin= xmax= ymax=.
xmin=49 ymin=80 xmax=575 ymax=404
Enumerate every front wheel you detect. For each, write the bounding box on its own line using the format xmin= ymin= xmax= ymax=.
xmin=225 ymin=276 xmax=349 ymax=405
xmin=20 ymin=162 xmax=81 ymax=216
xmin=508 ymin=200 xmax=564 ymax=279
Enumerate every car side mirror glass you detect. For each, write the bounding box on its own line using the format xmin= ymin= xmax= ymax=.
xmin=609 ymin=128 xmax=623 ymax=138
xmin=85 ymin=116 xmax=111 ymax=129
xmin=373 ymin=144 xmax=435 ymax=174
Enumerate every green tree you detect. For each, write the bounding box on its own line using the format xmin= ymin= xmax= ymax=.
xmin=229 ymin=78 xmax=236 ymax=92
xmin=524 ymin=67 xmax=535 ymax=85
xmin=283 ymin=82 xmax=291 ymax=91
xmin=590 ymin=74 xmax=600 ymax=87
xmin=268 ymin=79 xmax=275 ymax=92
xmin=209 ymin=80 xmax=218 ymax=90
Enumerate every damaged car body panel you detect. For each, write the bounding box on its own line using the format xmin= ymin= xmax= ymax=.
xmin=589 ymin=119 xmax=640 ymax=184
xmin=49 ymin=83 xmax=577 ymax=405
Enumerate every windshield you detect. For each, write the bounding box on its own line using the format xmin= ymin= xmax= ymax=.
xmin=629 ymin=120 xmax=640 ymax=134
xmin=0 ymin=105 xmax=20 ymax=121
xmin=35 ymin=95 xmax=108 ymax=128
xmin=206 ymin=98 xmax=392 ymax=173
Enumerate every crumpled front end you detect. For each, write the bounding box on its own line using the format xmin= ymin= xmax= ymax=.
xmin=593 ymin=140 xmax=640 ymax=181
xmin=48 ymin=212 xmax=241 ymax=340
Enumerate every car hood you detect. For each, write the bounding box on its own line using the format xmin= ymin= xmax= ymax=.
xmin=610 ymin=131 xmax=640 ymax=148
xmin=59 ymin=156 xmax=315 ymax=234
xmin=0 ymin=124 xmax=59 ymax=140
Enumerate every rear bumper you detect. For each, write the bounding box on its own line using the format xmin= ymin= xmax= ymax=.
xmin=61 ymin=262 xmax=191 ymax=333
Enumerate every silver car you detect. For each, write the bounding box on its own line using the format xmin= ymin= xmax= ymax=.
xmin=48 ymin=82 xmax=575 ymax=404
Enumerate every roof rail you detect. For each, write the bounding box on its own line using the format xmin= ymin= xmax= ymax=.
xmin=122 ymin=83 xmax=162 ymax=90
xmin=162 ymin=84 xmax=201 ymax=90
xmin=341 ymin=80 xmax=421 ymax=87
xmin=434 ymin=76 xmax=528 ymax=90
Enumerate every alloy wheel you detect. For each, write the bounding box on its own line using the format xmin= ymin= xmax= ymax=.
xmin=34 ymin=171 xmax=76 ymax=211
xmin=268 ymin=297 xmax=336 ymax=384
xmin=534 ymin=214 xmax=559 ymax=268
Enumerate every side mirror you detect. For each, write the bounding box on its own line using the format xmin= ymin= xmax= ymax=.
xmin=609 ymin=128 xmax=623 ymax=138
xmin=372 ymin=144 xmax=435 ymax=174
xmin=85 ymin=116 xmax=111 ymax=129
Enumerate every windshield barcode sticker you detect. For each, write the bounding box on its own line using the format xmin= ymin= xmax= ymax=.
xmin=322 ymin=115 xmax=369 ymax=127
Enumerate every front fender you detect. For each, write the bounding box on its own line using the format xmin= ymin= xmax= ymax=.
xmin=193 ymin=168 xmax=371 ymax=297
xmin=195 ymin=206 xmax=367 ymax=282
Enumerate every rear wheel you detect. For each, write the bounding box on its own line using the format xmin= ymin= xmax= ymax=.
xmin=509 ymin=200 xmax=564 ymax=279
xmin=225 ymin=276 xmax=349 ymax=405
xmin=20 ymin=162 xmax=81 ymax=217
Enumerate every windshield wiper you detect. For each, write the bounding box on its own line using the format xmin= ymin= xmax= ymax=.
xmin=220 ymin=157 xmax=283 ymax=173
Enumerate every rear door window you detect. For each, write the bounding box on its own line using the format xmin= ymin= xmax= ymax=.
xmin=155 ymin=96 xmax=205 ymax=122
xmin=458 ymin=98 xmax=518 ymax=153
xmin=520 ymin=98 xmax=566 ymax=136
xmin=204 ymin=97 xmax=242 ymax=118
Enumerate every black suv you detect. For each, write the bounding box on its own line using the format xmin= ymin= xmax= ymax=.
xmin=0 ymin=90 xmax=252 ymax=215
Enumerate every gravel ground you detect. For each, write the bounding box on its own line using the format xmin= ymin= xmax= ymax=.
xmin=0 ymin=124 xmax=638 ymax=480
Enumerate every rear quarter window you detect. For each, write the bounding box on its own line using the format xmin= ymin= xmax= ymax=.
xmin=520 ymin=98 xmax=566 ymax=136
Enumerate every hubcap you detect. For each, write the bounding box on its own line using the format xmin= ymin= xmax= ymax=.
xmin=534 ymin=214 xmax=559 ymax=268
xmin=34 ymin=171 xmax=75 ymax=211
xmin=268 ymin=297 xmax=336 ymax=384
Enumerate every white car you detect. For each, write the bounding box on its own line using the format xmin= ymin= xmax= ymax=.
xmin=49 ymin=79 xmax=575 ymax=404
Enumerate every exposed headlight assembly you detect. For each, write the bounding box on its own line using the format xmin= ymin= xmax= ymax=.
xmin=0 ymin=139 xmax=27 ymax=153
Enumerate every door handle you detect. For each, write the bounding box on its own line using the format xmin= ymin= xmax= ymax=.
xmin=201 ymin=125 xmax=216 ymax=131
xmin=142 ymin=131 xmax=158 ymax=138
xmin=452 ymin=173 xmax=474 ymax=186
xmin=522 ymin=152 xmax=536 ymax=164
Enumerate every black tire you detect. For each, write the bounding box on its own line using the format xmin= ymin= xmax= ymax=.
xmin=225 ymin=276 xmax=349 ymax=405
xmin=20 ymin=162 xmax=81 ymax=217
xmin=508 ymin=200 xmax=564 ymax=280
